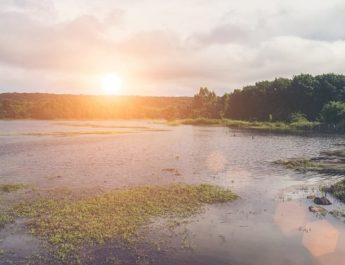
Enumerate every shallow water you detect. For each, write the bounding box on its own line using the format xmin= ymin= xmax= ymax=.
xmin=1 ymin=120 xmax=345 ymax=264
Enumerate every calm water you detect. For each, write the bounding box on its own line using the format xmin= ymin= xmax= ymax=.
xmin=1 ymin=120 xmax=345 ymax=265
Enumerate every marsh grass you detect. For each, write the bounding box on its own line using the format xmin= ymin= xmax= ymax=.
xmin=9 ymin=184 xmax=237 ymax=260
xmin=169 ymin=118 xmax=320 ymax=132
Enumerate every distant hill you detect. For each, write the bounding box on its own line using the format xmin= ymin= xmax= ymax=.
xmin=0 ymin=93 xmax=192 ymax=119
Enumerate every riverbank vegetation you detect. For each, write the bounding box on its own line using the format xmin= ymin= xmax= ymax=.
xmin=184 ymin=73 xmax=345 ymax=132
xmin=169 ymin=117 xmax=321 ymax=132
xmin=2 ymin=74 xmax=345 ymax=130
xmin=1 ymin=184 xmax=237 ymax=261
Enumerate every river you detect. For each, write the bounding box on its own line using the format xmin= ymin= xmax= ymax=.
xmin=1 ymin=120 xmax=345 ymax=265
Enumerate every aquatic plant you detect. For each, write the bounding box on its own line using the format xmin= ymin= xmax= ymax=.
xmin=11 ymin=184 xmax=237 ymax=260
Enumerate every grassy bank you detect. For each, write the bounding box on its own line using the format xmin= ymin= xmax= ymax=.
xmin=168 ymin=118 xmax=321 ymax=133
xmin=2 ymin=184 xmax=237 ymax=261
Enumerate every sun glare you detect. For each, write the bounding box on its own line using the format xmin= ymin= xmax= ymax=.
xmin=101 ymin=74 xmax=122 ymax=95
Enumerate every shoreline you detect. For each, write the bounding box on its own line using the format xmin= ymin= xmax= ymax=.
xmin=168 ymin=118 xmax=345 ymax=134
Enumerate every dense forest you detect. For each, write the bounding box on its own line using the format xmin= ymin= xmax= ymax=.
xmin=191 ymin=73 xmax=345 ymax=126
xmin=1 ymin=73 xmax=345 ymax=126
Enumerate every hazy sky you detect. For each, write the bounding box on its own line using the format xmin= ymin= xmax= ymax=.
xmin=1 ymin=0 xmax=345 ymax=96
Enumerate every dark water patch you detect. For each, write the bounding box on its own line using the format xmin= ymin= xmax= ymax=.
xmin=0 ymin=218 xmax=41 ymax=264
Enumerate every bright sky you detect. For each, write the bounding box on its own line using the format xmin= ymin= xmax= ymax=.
xmin=1 ymin=0 xmax=345 ymax=96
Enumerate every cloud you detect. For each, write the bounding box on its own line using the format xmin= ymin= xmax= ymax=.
xmin=259 ymin=2 xmax=345 ymax=42
xmin=1 ymin=0 xmax=345 ymax=95
xmin=293 ymin=4 xmax=345 ymax=41
xmin=0 ymin=11 xmax=120 ymax=72
xmin=189 ymin=1 xmax=345 ymax=48
xmin=188 ymin=23 xmax=254 ymax=46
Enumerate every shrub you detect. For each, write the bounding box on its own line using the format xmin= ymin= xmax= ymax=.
xmin=320 ymin=101 xmax=345 ymax=124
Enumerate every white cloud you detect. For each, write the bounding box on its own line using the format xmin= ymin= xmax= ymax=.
xmin=0 ymin=0 xmax=345 ymax=95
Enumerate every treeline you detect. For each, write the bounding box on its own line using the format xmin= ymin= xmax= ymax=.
xmin=2 ymin=73 xmax=345 ymax=124
xmin=0 ymin=93 xmax=192 ymax=119
xmin=192 ymin=73 xmax=345 ymax=125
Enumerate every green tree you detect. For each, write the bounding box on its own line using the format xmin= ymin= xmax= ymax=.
xmin=320 ymin=101 xmax=345 ymax=124
xmin=192 ymin=87 xmax=221 ymax=118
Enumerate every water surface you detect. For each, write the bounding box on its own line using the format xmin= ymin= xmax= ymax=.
xmin=1 ymin=120 xmax=345 ymax=265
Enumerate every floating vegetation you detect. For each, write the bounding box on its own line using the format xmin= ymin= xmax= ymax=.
xmin=0 ymin=183 xmax=28 ymax=193
xmin=9 ymin=184 xmax=237 ymax=261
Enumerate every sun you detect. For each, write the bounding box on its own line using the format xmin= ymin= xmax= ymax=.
xmin=101 ymin=74 xmax=122 ymax=95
